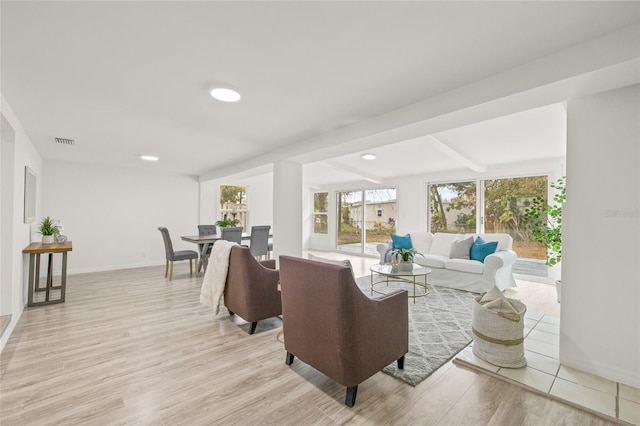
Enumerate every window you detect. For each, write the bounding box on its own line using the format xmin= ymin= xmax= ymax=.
xmin=219 ymin=185 xmax=247 ymax=229
xmin=428 ymin=181 xmax=477 ymax=233
xmin=313 ymin=192 xmax=329 ymax=234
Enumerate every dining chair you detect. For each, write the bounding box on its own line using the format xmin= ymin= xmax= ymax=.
xmin=221 ymin=226 xmax=243 ymax=244
xmin=198 ymin=224 xmax=217 ymax=236
xmin=196 ymin=224 xmax=218 ymax=273
xmin=197 ymin=224 xmax=217 ymax=254
xmin=248 ymin=225 xmax=270 ymax=260
xmin=157 ymin=227 xmax=199 ymax=281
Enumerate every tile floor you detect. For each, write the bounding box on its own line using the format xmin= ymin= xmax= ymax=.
xmin=454 ymin=312 xmax=640 ymax=425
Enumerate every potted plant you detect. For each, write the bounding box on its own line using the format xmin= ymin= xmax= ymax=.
xmin=38 ymin=216 xmax=59 ymax=244
xmin=215 ymin=218 xmax=240 ymax=228
xmin=391 ymin=248 xmax=423 ymax=272
xmin=524 ymin=176 xmax=565 ymax=301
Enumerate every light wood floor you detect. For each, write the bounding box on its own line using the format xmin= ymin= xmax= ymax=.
xmin=0 ymin=256 xmax=615 ymax=425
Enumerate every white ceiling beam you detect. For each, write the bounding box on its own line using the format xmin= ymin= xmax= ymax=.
xmin=324 ymin=160 xmax=384 ymax=184
xmin=429 ymin=135 xmax=487 ymax=173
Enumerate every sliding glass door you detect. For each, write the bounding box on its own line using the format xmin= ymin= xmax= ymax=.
xmin=428 ymin=175 xmax=549 ymax=277
xmin=336 ymin=190 xmax=362 ymax=253
xmin=483 ymin=176 xmax=548 ymax=276
xmin=336 ymin=188 xmax=397 ymax=255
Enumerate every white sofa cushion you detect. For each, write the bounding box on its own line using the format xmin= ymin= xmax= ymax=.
xmin=445 ymin=258 xmax=484 ymax=274
xmin=415 ymin=254 xmax=448 ymax=269
xmin=429 ymin=233 xmax=463 ymax=257
xmin=408 ymin=232 xmax=433 ymax=256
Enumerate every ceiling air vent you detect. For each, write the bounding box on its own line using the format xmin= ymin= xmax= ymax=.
xmin=54 ymin=137 xmax=75 ymax=146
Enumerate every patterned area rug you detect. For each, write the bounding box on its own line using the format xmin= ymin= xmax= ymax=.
xmin=355 ymin=274 xmax=476 ymax=386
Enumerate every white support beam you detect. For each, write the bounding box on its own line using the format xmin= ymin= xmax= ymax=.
xmin=324 ymin=160 xmax=384 ymax=184
xmin=429 ymin=135 xmax=487 ymax=173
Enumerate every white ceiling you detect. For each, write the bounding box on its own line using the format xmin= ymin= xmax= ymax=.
xmin=2 ymin=2 xmax=639 ymax=184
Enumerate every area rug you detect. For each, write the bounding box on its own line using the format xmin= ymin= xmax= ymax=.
xmin=354 ymin=275 xmax=476 ymax=386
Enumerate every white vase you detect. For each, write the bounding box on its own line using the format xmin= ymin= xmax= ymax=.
xmin=397 ymin=260 xmax=413 ymax=272
xmin=42 ymin=235 xmax=54 ymax=244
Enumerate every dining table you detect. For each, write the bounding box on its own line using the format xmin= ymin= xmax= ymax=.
xmin=180 ymin=232 xmax=271 ymax=273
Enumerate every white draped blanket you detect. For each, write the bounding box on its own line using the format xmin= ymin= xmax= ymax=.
xmin=200 ymin=240 xmax=237 ymax=315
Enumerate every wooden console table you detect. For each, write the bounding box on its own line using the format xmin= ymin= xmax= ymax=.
xmin=23 ymin=241 xmax=72 ymax=307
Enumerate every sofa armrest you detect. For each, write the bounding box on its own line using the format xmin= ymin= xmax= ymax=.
xmin=376 ymin=241 xmax=392 ymax=264
xmin=483 ymin=250 xmax=517 ymax=291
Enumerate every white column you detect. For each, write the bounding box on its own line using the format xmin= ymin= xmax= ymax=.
xmin=272 ymin=160 xmax=303 ymax=263
xmin=562 ymin=84 xmax=639 ymax=387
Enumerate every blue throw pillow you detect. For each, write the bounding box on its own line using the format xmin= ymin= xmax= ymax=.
xmin=391 ymin=233 xmax=413 ymax=250
xmin=470 ymin=236 xmax=498 ymax=263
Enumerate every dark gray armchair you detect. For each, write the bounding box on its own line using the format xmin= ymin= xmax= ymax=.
xmin=158 ymin=227 xmax=199 ymax=280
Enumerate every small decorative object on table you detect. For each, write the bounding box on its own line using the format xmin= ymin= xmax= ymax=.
xmin=38 ymin=216 xmax=59 ymax=244
xmin=391 ymin=248 xmax=423 ymax=272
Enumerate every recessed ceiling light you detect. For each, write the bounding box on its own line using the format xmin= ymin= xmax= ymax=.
xmin=362 ymin=153 xmax=376 ymax=160
xmin=210 ymin=87 xmax=241 ymax=102
xmin=140 ymin=155 xmax=159 ymax=162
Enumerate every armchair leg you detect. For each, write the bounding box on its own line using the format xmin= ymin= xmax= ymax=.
xmin=398 ymin=355 xmax=405 ymax=370
xmin=249 ymin=322 xmax=258 ymax=335
xmin=189 ymin=259 xmax=193 ymax=276
xmin=169 ymin=261 xmax=174 ymax=281
xmin=285 ymin=352 xmax=295 ymax=365
xmin=345 ymin=386 xmax=358 ymax=407
xmin=164 ymin=260 xmax=169 ymax=278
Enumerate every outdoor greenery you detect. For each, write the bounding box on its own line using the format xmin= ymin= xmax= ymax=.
xmin=336 ymin=189 xmax=398 ymax=246
xmin=220 ymin=185 xmax=246 ymax=205
xmin=524 ymin=177 xmax=565 ymax=266
xmin=219 ymin=185 xmax=246 ymax=229
xmin=215 ymin=218 xmax=240 ymax=227
xmin=38 ymin=216 xmax=59 ymax=236
xmin=429 ymin=182 xmax=477 ymax=233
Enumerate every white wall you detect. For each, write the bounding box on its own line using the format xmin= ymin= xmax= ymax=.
xmin=0 ymin=95 xmax=44 ymax=352
xmin=42 ymin=160 xmax=199 ymax=274
xmin=562 ymin=85 xmax=640 ymax=387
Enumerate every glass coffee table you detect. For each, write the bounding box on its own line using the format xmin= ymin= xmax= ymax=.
xmin=370 ymin=263 xmax=432 ymax=303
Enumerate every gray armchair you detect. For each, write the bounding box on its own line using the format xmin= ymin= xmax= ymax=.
xmin=279 ymin=255 xmax=408 ymax=407
xmin=158 ymin=227 xmax=199 ymax=280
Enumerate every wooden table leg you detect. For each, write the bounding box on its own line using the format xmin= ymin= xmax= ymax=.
xmin=45 ymin=253 xmax=53 ymax=302
xmin=61 ymin=252 xmax=68 ymax=303
xmin=27 ymin=254 xmax=35 ymax=307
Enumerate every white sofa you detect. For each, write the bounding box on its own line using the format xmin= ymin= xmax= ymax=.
xmin=376 ymin=232 xmax=517 ymax=293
